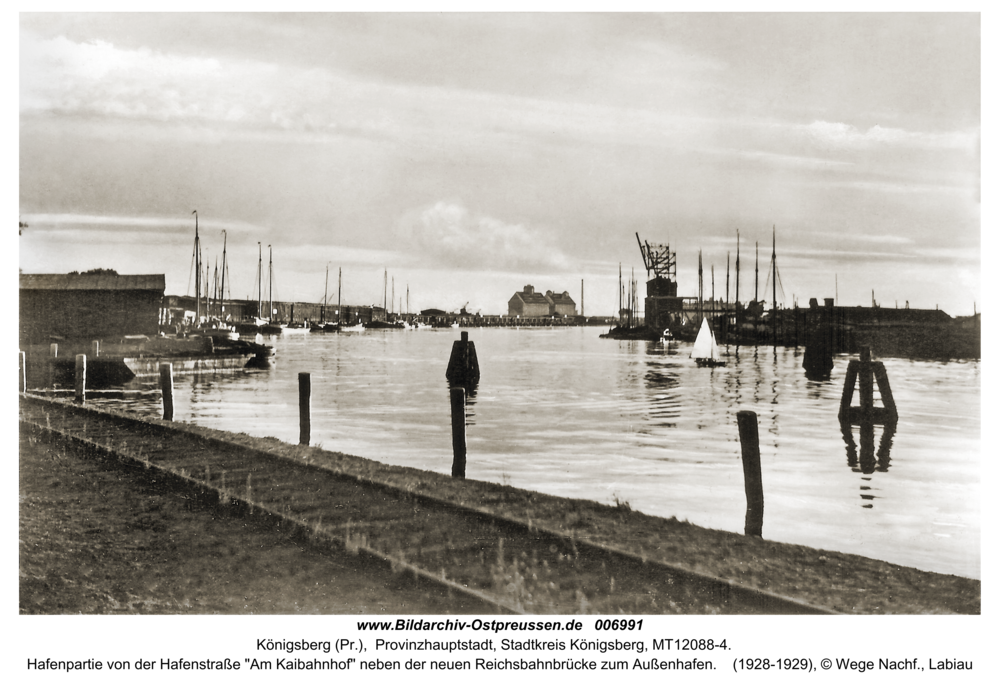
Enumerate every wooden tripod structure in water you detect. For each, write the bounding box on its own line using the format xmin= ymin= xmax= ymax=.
xmin=838 ymin=346 xmax=898 ymax=425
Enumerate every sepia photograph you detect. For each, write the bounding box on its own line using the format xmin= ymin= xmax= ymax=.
xmin=17 ymin=9 xmax=982 ymax=661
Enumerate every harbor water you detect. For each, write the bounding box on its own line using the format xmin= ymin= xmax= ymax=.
xmin=111 ymin=326 xmax=980 ymax=580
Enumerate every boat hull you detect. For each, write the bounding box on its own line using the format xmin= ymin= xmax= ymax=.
xmin=123 ymin=353 xmax=256 ymax=376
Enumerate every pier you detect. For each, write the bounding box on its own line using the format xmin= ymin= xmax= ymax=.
xmin=19 ymin=394 xmax=980 ymax=614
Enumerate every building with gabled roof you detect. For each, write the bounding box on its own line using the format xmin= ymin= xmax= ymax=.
xmin=507 ymin=285 xmax=577 ymax=318
xmin=546 ymin=290 xmax=577 ymax=317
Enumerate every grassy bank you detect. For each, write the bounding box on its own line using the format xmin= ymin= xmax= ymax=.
xmin=18 ymin=429 xmax=498 ymax=615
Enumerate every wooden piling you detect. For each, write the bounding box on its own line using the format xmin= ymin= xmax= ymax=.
xmin=19 ymin=351 xmax=26 ymax=394
xmin=446 ymin=332 xmax=480 ymax=385
xmin=858 ymin=346 xmax=874 ymax=422
xmin=159 ymin=363 xmax=174 ymax=421
xmin=872 ymin=362 xmax=898 ymax=423
xmin=450 ymin=386 xmax=467 ymax=478
xmin=299 ymin=372 xmax=311 ymax=446
xmin=840 ymin=346 xmax=897 ymax=425
xmin=838 ymin=360 xmax=859 ymax=422
xmin=74 ymin=354 xmax=86 ymax=404
xmin=92 ymin=340 xmax=100 ymax=357
xmin=50 ymin=343 xmax=58 ymax=358
xmin=736 ymin=410 xmax=764 ymax=537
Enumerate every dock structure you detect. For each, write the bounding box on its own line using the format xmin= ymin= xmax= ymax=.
xmin=19 ymin=394 xmax=980 ymax=614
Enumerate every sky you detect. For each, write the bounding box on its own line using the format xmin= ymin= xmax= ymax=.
xmin=17 ymin=12 xmax=982 ymax=317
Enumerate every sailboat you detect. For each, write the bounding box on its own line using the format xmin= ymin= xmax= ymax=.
xmin=311 ymin=264 xmax=341 ymax=332
xmin=364 ymin=269 xmax=406 ymax=329
xmin=691 ymin=318 xmax=725 ymax=367
xmin=260 ymin=245 xmax=285 ymax=334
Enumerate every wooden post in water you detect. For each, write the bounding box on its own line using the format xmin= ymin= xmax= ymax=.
xmin=736 ymin=410 xmax=764 ymax=537
xmin=91 ymin=340 xmax=100 ymax=357
xmin=839 ymin=346 xmax=899 ymax=424
xmin=48 ymin=343 xmax=58 ymax=389
xmin=872 ymin=362 xmax=898 ymax=423
xmin=19 ymin=351 xmax=26 ymax=394
xmin=450 ymin=386 xmax=467 ymax=478
xmin=838 ymin=360 xmax=860 ymax=423
xmin=858 ymin=346 xmax=874 ymax=423
xmin=446 ymin=331 xmax=480 ymax=385
xmin=159 ymin=363 xmax=174 ymax=421
xmin=74 ymin=354 xmax=86 ymax=404
xmin=298 ymin=372 xmax=311 ymax=446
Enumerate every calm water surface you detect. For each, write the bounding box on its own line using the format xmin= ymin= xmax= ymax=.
xmin=115 ymin=327 xmax=980 ymax=579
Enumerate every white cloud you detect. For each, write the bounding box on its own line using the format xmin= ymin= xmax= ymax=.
xmin=395 ymin=202 xmax=571 ymax=273
xmin=802 ymin=120 xmax=978 ymax=151
xmin=18 ymin=212 xmax=270 ymax=236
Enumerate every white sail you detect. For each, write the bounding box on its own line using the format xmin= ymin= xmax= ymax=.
xmin=691 ymin=318 xmax=717 ymax=360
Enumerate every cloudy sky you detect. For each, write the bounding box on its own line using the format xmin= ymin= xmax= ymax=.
xmin=18 ymin=12 xmax=981 ymax=317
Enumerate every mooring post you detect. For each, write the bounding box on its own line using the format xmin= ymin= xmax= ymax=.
xmin=450 ymin=386 xmax=467 ymax=478
xmin=74 ymin=354 xmax=86 ymax=404
xmin=736 ymin=410 xmax=764 ymax=537
xmin=91 ymin=340 xmax=100 ymax=357
xmin=47 ymin=343 xmax=58 ymax=389
xmin=838 ymin=360 xmax=859 ymax=422
xmin=19 ymin=351 xmax=26 ymax=394
xmin=159 ymin=363 xmax=174 ymax=421
xmin=872 ymin=362 xmax=899 ymax=423
xmin=446 ymin=331 xmax=480 ymax=385
xmin=299 ymin=372 xmax=311 ymax=446
xmin=858 ymin=346 xmax=874 ymax=423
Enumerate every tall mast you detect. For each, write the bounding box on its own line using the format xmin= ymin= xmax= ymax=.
xmin=205 ymin=263 xmax=210 ymax=321
xmin=391 ymin=276 xmax=395 ymax=318
xmin=212 ymin=259 xmax=218 ymax=317
xmin=193 ymin=210 xmax=201 ymax=323
xmin=711 ymin=264 xmax=715 ymax=317
xmin=771 ymin=226 xmax=777 ymax=342
xmin=726 ymin=252 xmax=730 ymax=306
xmin=268 ymin=245 xmax=273 ymax=321
xmin=337 ymin=267 xmax=342 ymax=325
xmin=257 ymin=242 xmax=262 ymax=320
xmin=735 ymin=230 xmax=741 ymax=328
xmin=754 ymin=241 xmax=759 ymax=307
xmin=220 ymin=230 xmax=227 ymax=315
xmin=323 ymin=263 xmax=329 ymax=321
xmin=698 ymin=250 xmax=703 ymax=323
xmin=383 ymin=269 xmax=387 ymax=314
xmin=631 ymin=267 xmax=636 ymax=327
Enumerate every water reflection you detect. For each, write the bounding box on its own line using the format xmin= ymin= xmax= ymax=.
xmin=840 ymin=419 xmax=898 ymax=507
xmin=642 ymin=360 xmax=681 ymax=428
xmin=447 ymin=381 xmax=478 ymax=426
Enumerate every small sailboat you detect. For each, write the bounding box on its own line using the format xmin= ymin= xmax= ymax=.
xmin=691 ymin=318 xmax=725 ymax=367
